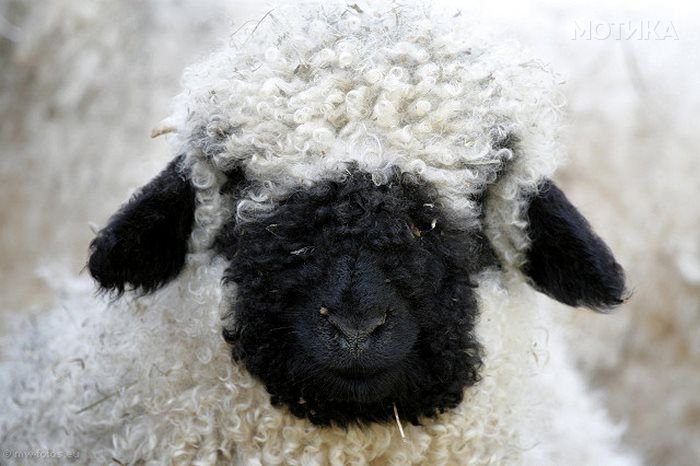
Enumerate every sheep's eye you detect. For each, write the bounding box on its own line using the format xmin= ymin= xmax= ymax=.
xmin=408 ymin=222 xmax=422 ymax=238
xmin=408 ymin=218 xmax=437 ymax=238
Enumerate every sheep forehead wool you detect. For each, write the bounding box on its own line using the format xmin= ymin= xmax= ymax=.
xmin=169 ymin=1 xmax=563 ymax=262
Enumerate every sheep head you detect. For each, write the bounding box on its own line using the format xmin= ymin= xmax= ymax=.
xmin=87 ymin=3 xmax=626 ymax=427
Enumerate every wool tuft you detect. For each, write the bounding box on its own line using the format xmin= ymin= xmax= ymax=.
xmin=168 ymin=1 xmax=563 ymax=265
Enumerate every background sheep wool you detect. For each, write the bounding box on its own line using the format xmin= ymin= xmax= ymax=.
xmin=1 ymin=0 xmax=699 ymax=465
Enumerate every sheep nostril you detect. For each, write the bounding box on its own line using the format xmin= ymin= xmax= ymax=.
xmin=367 ymin=311 xmax=387 ymax=333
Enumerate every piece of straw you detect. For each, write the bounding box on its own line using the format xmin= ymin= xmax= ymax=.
xmin=393 ymin=403 xmax=406 ymax=439
xmin=150 ymin=124 xmax=176 ymax=139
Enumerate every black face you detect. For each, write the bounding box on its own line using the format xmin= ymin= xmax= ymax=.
xmin=214 ymin=169 xmax=496 ymax=426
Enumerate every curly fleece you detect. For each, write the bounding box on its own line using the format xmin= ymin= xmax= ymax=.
xmin=171 ymin=1 xmax=562 ymax=268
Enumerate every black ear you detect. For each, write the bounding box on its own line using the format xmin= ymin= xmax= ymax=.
xmin=523 ymin=179 xmax=627 ymax=311
xmin=88 ymin=155 xmax=195 ymax=294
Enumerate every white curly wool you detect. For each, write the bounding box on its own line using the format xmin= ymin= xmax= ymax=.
xmin=0 ymin=263 xmax=636 ymax=465
xmin=171 ymin=1 xmax=562 ymax=267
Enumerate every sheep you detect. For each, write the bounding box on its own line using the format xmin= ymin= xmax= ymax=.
xmin=0 ymin=2 xmax=639 ymax=464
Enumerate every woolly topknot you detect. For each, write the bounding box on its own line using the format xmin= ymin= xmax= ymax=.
xmin=165 ymin=1 xmax=564 ymax=265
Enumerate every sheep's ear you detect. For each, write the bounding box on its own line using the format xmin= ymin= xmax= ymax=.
xmin=522 ymin=179 xmax=627 ymax=311
xmin=88 ymin=155 xmax=195 ymax=295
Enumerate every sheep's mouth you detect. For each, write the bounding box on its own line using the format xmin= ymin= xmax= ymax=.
xmin=323 ymin=366 xmax=402 ymax=403
xmin=331 ymin=365 xmax=384 ymax=379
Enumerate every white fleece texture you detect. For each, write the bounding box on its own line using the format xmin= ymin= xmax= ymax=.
xmin=170 ymin=1 xmax=562 ymax=268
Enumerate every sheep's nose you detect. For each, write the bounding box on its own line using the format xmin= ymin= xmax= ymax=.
xmin=321 ymin=307 xmax=387 ymax=352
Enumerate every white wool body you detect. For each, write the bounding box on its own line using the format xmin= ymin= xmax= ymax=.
xmin=0 ymin=261 xmax=637 ymax=465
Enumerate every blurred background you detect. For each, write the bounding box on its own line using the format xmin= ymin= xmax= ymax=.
xmin=1 ymin=1 xmax=698 ymax=464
